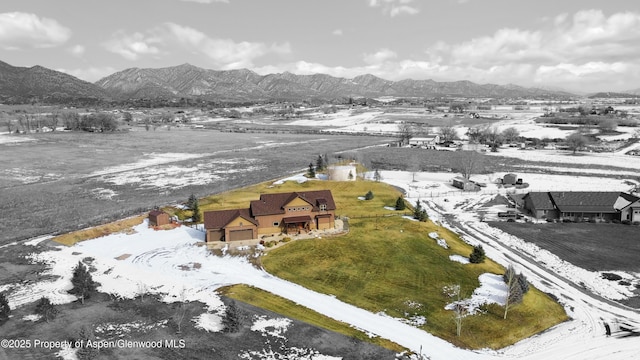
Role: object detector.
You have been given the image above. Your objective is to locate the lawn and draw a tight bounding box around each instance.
[218,284,406,353]
[489,221,640,272]
[212,178,568,350]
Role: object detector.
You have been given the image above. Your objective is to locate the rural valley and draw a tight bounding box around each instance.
[1,94,640,359]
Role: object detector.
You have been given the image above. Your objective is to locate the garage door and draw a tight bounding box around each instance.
[228,229,253,241]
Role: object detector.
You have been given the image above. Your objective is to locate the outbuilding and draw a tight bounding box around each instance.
[149,210,171,226]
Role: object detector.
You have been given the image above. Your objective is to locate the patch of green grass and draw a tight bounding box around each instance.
[218,284,406,353]
[252,179,567,350]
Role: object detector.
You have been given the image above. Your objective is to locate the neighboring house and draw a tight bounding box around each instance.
[149,210,171,226]
[522,192,559,219]
[409,135,441,148]
[204,190,336,242]
[451,176,480,191]
[522,191,640,222]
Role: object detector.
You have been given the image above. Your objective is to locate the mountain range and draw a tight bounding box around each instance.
[0,60,604,104]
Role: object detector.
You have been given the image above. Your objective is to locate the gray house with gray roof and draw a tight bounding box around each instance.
[522,191,640,222]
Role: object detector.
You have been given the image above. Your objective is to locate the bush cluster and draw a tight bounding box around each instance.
[469,245,485,263]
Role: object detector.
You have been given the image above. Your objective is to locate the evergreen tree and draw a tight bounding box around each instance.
[364,190,374,200]
[307,163,316,178]
[35,297,57,322]
[373,169,382,182]
[187,193,197,210]
[413,200,428,222]
[191,198,201,223]
[316,155,325,172]
[222,300,243,333]
[76,325,99,360]
[395,197,406,211]
[469,245,486,263]
[69,262,96,304]
[0,292,10,323]
[348,170,353,180]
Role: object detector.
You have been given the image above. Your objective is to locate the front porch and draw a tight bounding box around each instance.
[282,215,312,235]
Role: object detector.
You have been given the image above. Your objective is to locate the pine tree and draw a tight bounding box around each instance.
[469,245,486,263]
[76,325,99,360]
[35,297,57,322]
[316,155,325,172]
[373,169,382,182]
[0,292,10,323]
[307,163,316,178]
[413,200,428,222]
[395,197,406,211]
[222,300,242,333]
[69,262,96,304]
[191,198,201,223]
[187,193,197,210]
[364,190,374,200]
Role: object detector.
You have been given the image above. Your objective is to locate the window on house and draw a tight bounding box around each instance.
[273,222,279,226]
[320,204,327,211]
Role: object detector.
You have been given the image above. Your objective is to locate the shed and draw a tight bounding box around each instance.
[451,176,480,191]
[149,210,171,226]
[503,173,518,185]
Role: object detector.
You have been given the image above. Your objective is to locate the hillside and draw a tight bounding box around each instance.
[0,60,107,103]
[95,63,575,101]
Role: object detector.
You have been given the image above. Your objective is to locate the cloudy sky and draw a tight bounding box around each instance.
[1,0,639,93]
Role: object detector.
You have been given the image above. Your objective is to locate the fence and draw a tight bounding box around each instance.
[402,187,532,199]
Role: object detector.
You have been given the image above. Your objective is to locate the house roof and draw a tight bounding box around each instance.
[203,208,258,229]
[149,210,167,217]
[524,192,555,210]
[250,190,336,216]
[549,191,622,213]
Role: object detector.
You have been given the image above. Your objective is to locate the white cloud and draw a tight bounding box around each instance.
[363,48,397,65]
[69,44,85,57]
[103,31,162,60]
[58,66,117,82]
[163,22,290,68]
[0,12,71,50]
[368,0,419,17]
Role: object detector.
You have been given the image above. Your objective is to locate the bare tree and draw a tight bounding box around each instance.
[61,111,81,130]
[453,150,484,180]
[503,265,525,319]
[566,132,589,154]
[173,287,187,334]
[501,127,520,144]
[443,284,467,337]
[439,124,458,142]
[48,111,60,131]
[397,122,414,146]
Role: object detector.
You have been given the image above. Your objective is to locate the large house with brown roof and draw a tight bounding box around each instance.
[203,190,336,242]
[522,191,640,222]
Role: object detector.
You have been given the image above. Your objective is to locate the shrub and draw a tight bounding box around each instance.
[35,297,58,322]
[621,220,631,225]
[602,272,623,281]
[469,245,486,263]
[0,292,10,323]
[264,240,277,248]
[364,191,374,200]
[280,237,292,243]
[633,221,640,226]
[612,219,621,224]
